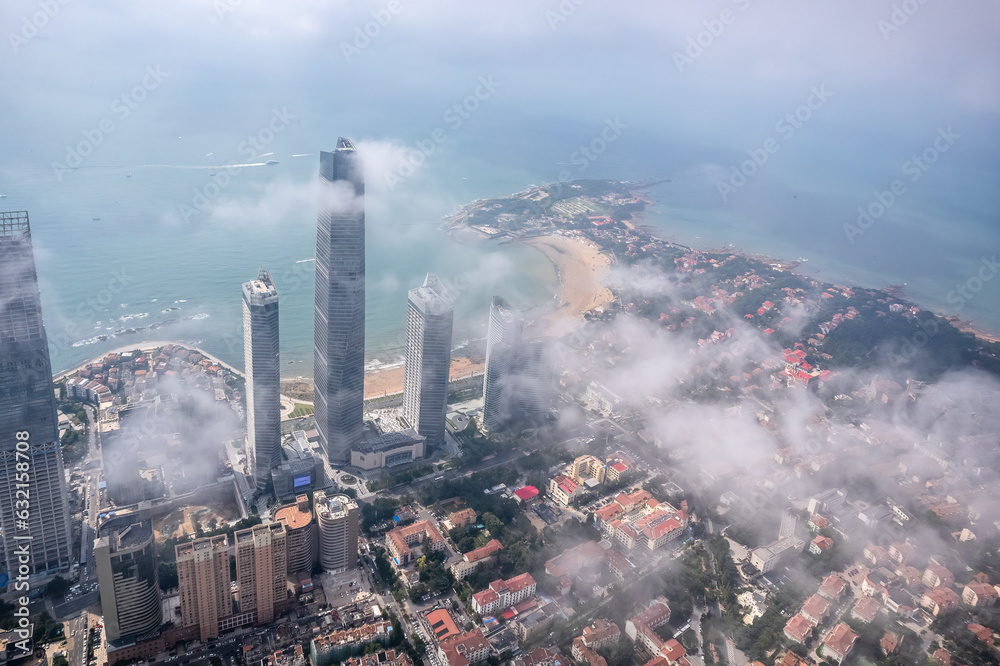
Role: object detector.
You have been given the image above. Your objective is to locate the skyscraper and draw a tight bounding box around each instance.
[94,520,162,643]
[234,522,287,625]
[314,138,365,465]
[481,296,524,434]
[242,268,281,487]
[402,274,454,450]
[0,211,72,576]
[176,535,231,641]
[314,490,359,572]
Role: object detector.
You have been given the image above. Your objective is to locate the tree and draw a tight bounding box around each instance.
[44,576,71,598]
[53,656,69,666]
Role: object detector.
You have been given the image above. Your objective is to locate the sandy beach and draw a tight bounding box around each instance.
[519,233,614,337]
[363,356,484,400]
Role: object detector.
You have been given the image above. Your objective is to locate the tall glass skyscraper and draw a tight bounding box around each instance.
[243,267,280,488]
[482,296,524,434]
[402,274,454,450]
[0,211,72,576]
[314,139,365,465]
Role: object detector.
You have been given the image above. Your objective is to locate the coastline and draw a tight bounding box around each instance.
[516,233,614,337]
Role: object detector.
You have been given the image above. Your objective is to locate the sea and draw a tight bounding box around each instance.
[3,119,999,379]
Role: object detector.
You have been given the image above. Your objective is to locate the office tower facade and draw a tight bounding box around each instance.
[402,274,454,450]
[176,535,231,641]
[0,211,72,576]
[481,296,524,433]
[242,267,281,488]
[274,494,316,576]
[314,138,366,465]
[234,522,287,625]
[314,490,359,572]
[94,520,162,643]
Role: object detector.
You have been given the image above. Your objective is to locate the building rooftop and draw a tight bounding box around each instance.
[274,494,313,530]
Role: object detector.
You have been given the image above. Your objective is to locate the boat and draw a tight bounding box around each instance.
[92,217,100,221]
[265,160,279,165]
[126,172,132,178]
[0,194,6,198]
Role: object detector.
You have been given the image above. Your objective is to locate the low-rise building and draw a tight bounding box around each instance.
[800,594,831,625]
[821,623,859,665]
[922,587,960,616]
[851,597,881,623]
[783,614,813,645]
[962,582,998,607]
[438,629,491,666]
[549,475,582,506]
[626,599,671,656]
[471,573,536,616]
[818,574,848,601]
[922,565,954,590]
[310,621,394,666]
[385,520,446,566]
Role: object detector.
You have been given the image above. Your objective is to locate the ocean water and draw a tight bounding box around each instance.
[4,118,998,379]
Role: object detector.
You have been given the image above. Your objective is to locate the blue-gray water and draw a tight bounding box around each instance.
[1,1,998,377]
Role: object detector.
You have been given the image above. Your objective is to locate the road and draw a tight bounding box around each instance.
[66,614,87,666]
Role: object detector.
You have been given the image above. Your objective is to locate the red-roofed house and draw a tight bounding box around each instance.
[968,623,993,643]
[818,574,848,601]
[801,595,831,625]
[783,614,813,645]
[962,582,998,607]
[921,587,960,616]
[821,623,859,665]
[851,597,881,623]
[923,565,954,589]
[809,536,833,555]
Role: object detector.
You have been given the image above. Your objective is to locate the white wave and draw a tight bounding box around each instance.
[190,313,210,321]
[295,258,316,263]
[289,153,313,157]
[175,299,187,303]
[151,298,158,302]
[119,313,149,322]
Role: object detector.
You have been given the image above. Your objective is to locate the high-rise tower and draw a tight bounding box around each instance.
[94,520,162,643]
[242,267,280,487]
[0,211,72,576]
[402,274,454,450]
[314,490,359,572]
[314,138,365,465]
[176,535,231,641]
[481,296,524,434]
